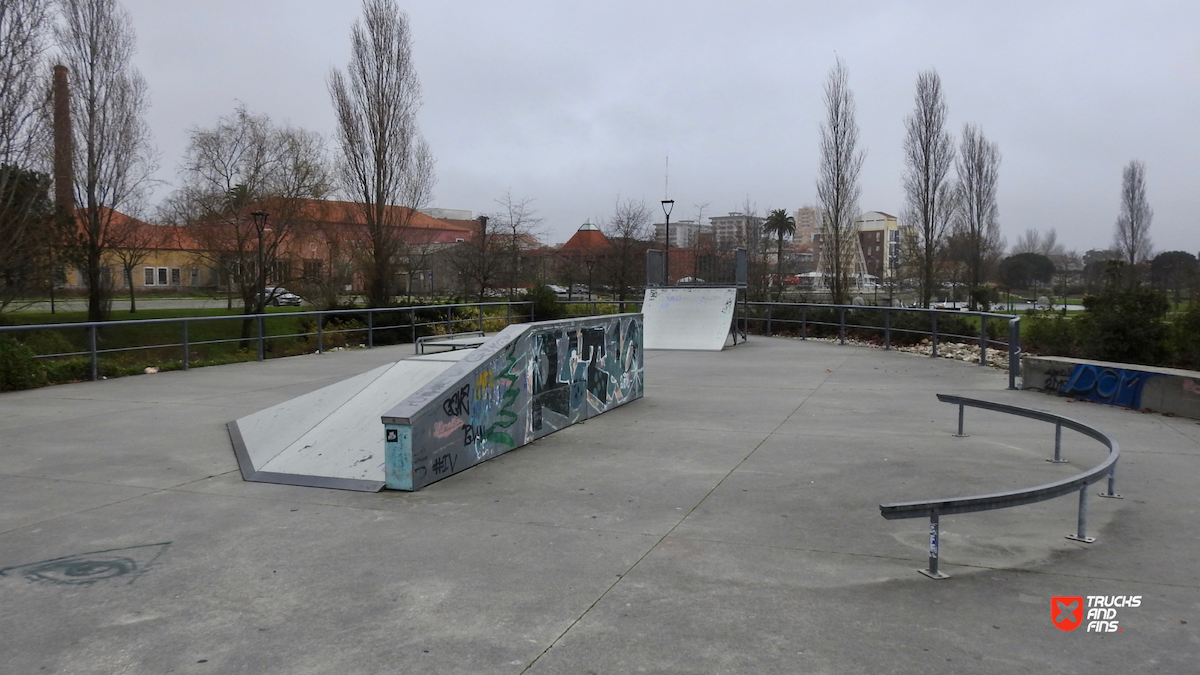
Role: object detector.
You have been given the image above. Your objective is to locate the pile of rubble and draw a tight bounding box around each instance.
[801,335,1013,371]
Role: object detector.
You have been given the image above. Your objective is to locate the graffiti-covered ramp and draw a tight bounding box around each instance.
[229,314,645,492]
[228,351,471,491]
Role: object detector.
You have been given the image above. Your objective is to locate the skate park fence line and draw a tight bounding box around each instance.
[880,394,1121,579]
[0,300,534,381]
[740,302,1022,390]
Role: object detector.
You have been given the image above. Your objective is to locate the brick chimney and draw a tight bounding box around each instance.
[52,64,73,213]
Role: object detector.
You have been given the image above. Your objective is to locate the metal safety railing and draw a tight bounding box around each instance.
[0,300,533,382]
[880,394,1122,579]
[746,302,1021,390]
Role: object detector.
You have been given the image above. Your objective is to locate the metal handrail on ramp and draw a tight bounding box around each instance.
[880,394,1122,578]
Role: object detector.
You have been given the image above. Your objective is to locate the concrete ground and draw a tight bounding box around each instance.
[1,337,1196,674]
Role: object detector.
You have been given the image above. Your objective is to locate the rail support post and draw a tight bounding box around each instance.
[1008,318,1020,390]
[182,321,190,371]
[931,313,938,358]
[88,324,98,381]
[1066,486,1096,543]
[317,314,324,354]
[1099,463,1123,499]
[801,306,807,340]
[919,511,950,579]
[1048,423,1068,463]
[839,308,846,345]
[257,315,265,361]
[954,404,969,437]
[979,314,987,366]
[367,310,374,348]
[884,309,891,350]
[766,305,772,336]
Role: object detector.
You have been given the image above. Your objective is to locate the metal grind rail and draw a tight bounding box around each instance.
[880,394,1122,579]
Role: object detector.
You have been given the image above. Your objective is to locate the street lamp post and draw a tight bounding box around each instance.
[661,199,674,285]
[251,211,269,313]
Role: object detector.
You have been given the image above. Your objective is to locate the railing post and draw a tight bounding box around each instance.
[931,313,938,358]
[920,511,949,579]
[182,320,190,371]
[954,404,968,437]
[1049,423,1068,463]
[88,324,98,381]
[1008,317,1021,390]
[884,309,891,350]
[446,306,452,333]
[979,314,987,366]
[1066,486,1096,543]
[257,315,265,361]
[801,306,807,340]
[410,308,416,344]
[766,305,772,336]
[478,302,484,332]
[367,309,374,348]
[1099,463,1123,499]
[317,313,324,354]
[839,307,846,345]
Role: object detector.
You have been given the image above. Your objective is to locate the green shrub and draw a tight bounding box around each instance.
[0,336,47,390]
[1076,285,1170,366]
[1024,310,1078,356]
[523,285,562,322]
[20,330,77,356]
[1171,301,1200,369]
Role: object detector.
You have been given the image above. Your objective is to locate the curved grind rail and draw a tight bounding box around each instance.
[880,394,1122,579]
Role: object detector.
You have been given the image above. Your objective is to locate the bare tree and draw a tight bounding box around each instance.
[106,209,164,312]
[1114,159,1153,267]
[600,197,651,302]
[0,0,51,166]
[56,0,157,321]
[816,58,866,305]
[451,215,504,302]
[162,105,328,315]
[901,70,955,308]
[1012,227,1066,258]
[490,190,544,298]
[328,0,435,307]
[953,123,1003,309]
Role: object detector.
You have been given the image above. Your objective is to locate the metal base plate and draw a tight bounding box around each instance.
[1047,458,1070,463]
[1098,493,1123,499]
[919,569,950,580]
[1065,534,1096,543]
[953,434,970,438]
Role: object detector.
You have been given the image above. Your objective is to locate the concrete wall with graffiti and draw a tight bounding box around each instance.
[381,314,644,490]
[1022,355,1200,420]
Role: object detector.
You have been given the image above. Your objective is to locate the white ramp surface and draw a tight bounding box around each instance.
[642,287,737,351]
[228,352,470,491]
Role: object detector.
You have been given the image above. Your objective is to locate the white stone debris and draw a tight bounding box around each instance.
[799,336,1013,371]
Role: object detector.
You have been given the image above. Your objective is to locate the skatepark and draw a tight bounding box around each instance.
[1,295,1198,673]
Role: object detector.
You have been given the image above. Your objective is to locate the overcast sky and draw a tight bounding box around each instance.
[119,0,1198,254]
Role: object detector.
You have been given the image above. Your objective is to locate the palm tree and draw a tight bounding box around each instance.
[762,209,796,300]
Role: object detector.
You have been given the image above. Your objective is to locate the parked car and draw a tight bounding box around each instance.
[262,286,302,306]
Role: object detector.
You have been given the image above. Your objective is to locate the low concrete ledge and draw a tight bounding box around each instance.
[1021,355,1200,419]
